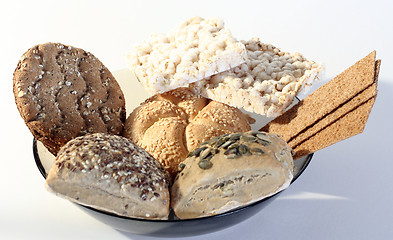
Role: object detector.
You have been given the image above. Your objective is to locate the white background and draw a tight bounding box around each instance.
[1,0,393,239]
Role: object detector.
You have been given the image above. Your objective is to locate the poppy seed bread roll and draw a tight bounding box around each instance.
[45,133,170,220]
[123,88,251,179]
[171,131,294,219]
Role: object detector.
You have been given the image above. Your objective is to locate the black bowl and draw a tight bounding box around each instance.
[33,138,313,237]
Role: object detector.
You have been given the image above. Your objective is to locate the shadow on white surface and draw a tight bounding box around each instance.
[114,79,393,240]
[279,191,349,200]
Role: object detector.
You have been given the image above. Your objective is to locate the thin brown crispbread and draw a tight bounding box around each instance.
[293,96,376,159]
[289,82,377,148]
[289,59,380,149]
[261,51,380,159]
[261,51,377,142]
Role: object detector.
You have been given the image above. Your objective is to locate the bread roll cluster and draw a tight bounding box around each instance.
[123,87,251,179]
[16,15,354,221]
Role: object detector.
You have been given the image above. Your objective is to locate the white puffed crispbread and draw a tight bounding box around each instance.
[127,16,247,95]
[191,38,324,118]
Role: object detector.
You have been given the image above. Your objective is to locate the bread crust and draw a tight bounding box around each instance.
[45,133,170,220]
[171,131,294,219]
[123,88,251,179]
[13,43,126,155]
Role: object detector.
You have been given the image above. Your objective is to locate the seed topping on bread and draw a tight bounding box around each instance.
[13,42,126,155]
[184,131,291,171]
[55,133,169,201]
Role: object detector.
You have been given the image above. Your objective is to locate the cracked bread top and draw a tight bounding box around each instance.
[13,42,126,155]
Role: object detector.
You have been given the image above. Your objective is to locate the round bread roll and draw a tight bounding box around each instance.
[123,88,251,179]
[13,42,126,155]
[45,133,170,220]
[171,131,294,219]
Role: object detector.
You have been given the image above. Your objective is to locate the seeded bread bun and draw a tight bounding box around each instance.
[123,88,251,179]
[45,133,170,220]
[171,131,294,219]
[13,42,126,155]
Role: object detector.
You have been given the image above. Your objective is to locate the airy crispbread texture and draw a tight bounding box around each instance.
[191,38,323,117]
[127,16,247,95]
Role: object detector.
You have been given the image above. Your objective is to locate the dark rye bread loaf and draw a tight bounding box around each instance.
[45,133,171,220]
[13,43,126,155]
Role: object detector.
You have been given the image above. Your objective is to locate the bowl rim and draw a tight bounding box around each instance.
[33,138,313,223]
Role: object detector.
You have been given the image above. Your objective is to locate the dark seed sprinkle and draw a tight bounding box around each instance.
[201,152,213,161]
[178,163,186,172]
[256,133,271,143]
[227,143,240,150]
[214,137,227,148]
[220,140,233,149]
[238,144,249,155]
[224,148,238,155]
[190,146,208,157]
[250,147,264,155]
[229,133,241,141]
[291,149,296,156]
[54,133,169,202]
[208,136,220,145]
[249,130,261,136]
[241,135,257,142]
[198,160,213,169]
[257,139,270,146]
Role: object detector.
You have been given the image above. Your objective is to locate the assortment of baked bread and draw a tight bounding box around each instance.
[13,16,380,220]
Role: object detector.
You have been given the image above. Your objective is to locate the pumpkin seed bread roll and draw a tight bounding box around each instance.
[45,133,171,220]
[171,131,294,219]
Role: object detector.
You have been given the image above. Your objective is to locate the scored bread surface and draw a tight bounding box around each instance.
[123,88,251,179]
[13,43,126,155]
[45,133,170,220]
[171,131,294,219]
[127,16,247,95]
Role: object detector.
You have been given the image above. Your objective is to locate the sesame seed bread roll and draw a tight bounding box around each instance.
[171,131,294,219]
[45,133,170,220]
[123,88,251,179]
